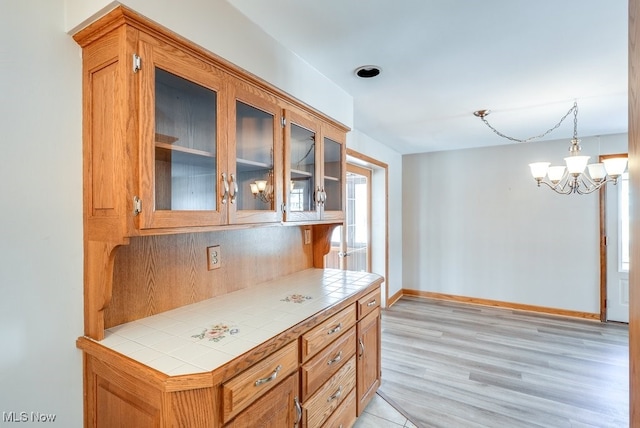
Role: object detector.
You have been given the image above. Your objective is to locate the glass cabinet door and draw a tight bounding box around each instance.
[284,109,320,221]
[231,86,282,224]
[138,39,226,229]
[322,136,343,212]
[320,124,346,220]
[154,69,217,211]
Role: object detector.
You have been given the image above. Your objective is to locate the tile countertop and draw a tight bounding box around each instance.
[94,268,383,377]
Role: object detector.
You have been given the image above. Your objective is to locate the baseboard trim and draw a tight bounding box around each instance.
[401,289,601,321]
[387,289,403,307]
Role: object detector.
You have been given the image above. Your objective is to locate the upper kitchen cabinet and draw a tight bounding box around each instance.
[74,6,347,243]
[227,77,283,225]
[284,108,321,222]
[284,109,346,223]
[138,34,228,230]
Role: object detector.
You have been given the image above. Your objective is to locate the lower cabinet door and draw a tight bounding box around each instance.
[356,308,381,416]
[225,372,300,428]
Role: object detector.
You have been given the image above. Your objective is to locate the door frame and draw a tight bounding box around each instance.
[599,152,628,322]
[343,163,372,271]
[346,148,389,307]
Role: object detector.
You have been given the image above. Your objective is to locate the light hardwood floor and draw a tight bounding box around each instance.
[378,297,629,428]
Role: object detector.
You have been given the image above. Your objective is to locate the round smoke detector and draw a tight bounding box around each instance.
[355,65,381,78]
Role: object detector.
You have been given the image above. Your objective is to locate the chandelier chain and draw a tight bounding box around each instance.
[479,102,578,143]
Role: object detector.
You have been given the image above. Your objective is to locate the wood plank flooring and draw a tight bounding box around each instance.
[378,297,629,428]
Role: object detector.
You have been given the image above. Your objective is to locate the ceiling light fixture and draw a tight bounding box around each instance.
[474,102,627,195]
[355,65,381,78]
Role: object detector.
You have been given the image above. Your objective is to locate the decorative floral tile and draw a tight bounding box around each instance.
[281,294,313,304]
[191,322,239,342]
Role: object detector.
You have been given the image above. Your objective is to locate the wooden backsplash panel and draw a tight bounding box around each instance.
[106,226,313,328]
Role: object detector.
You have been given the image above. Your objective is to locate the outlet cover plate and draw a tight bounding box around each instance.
[207,245,221,270]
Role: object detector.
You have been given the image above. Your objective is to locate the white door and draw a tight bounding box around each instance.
[606,172,629,322]
[344,165,371,272]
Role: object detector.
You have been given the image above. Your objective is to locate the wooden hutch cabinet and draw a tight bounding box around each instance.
[73,5,380,428]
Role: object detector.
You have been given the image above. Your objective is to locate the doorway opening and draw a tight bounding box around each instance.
[325,149,389,307]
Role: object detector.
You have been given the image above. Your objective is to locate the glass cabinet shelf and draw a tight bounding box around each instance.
[291,168,313,177]
[155,141,215,160]
[237,158,271,172]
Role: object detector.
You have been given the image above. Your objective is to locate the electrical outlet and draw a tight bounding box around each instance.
[304,229,312,245]
[207,245,221,270]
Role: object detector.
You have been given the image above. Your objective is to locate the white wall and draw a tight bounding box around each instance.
[0,0,83,424]
[403,133,627,314]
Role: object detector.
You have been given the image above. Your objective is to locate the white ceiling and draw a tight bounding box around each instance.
[225,0,628,155]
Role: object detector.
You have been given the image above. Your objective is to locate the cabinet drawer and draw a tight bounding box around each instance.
[300,326,355,401]
[322,387,356,428]
[357,288,380,319]
[224,372,298,428]
[301,305,356,362]
[302,355,356,428]
[222,341,298,423]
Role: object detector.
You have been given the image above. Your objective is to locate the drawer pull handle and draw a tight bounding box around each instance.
[327,322,342,335]
[367,299,377,307]
[254,364,282,387]
[327,386,342,402]
[327,351,343,366]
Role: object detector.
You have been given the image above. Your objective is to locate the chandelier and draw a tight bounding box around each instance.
[474,102,627,195]
[250,170,274,203]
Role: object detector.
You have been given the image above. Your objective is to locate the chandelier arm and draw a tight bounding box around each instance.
[579,173,600,189]
[479,102,577,143]
[537,179,573,194]
[575,177,595,195]
[576,174,614,194]
[575,182,599,195]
